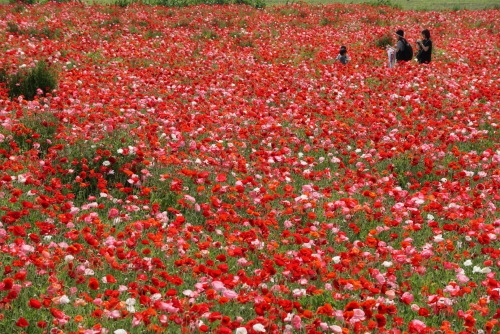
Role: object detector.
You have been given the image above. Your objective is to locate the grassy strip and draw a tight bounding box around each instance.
[269,0,500,10]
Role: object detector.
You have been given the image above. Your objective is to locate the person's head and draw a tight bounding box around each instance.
[340,48,347,56]
[395,29,404,39]
[421,29,430,40]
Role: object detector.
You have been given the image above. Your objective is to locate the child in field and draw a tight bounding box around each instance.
[387,46,396,68]
[336,46,349,65]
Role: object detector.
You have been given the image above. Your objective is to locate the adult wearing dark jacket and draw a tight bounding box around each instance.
[416,29,432,64]
[394,29,408,62]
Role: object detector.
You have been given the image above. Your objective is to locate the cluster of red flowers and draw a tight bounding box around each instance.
[0,2,498,333]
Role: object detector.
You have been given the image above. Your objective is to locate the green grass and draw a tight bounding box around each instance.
[1,0,499,9]
[272,0,500,10]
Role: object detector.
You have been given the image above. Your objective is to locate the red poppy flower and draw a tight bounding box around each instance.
[29,299,42,309]
[16,317,29,327]
[88,277,99,290]
[50,308,65,319]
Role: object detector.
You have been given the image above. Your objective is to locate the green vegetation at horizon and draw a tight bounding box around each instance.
[272,0,500,10]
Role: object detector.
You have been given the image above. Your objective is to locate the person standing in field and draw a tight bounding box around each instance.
[336,46,350,65]
[416,29,432,64]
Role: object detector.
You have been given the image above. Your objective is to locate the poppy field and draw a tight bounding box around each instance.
[0,2,499,333]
